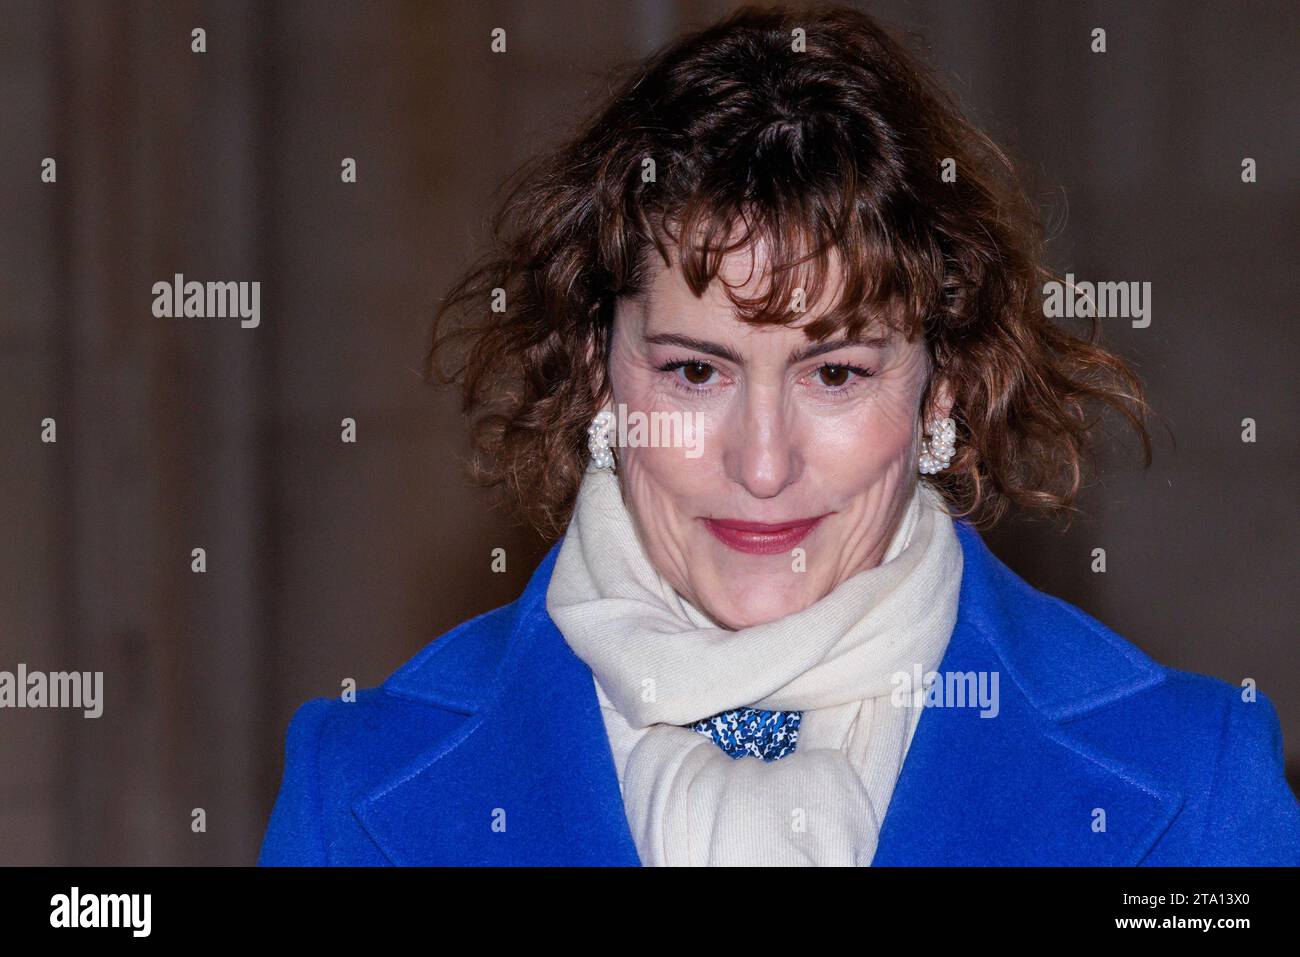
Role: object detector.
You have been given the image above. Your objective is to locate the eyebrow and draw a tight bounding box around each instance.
[643,332,891,366]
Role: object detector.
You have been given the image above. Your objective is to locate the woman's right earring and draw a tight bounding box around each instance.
[918,416,957,475]
[587,409,616,472]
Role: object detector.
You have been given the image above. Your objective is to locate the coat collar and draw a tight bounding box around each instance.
[354,518,1183,865]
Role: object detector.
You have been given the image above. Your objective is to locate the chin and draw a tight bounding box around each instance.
[698,574,816,630]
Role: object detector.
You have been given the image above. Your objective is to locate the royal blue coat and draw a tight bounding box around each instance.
[258,518,1300,865]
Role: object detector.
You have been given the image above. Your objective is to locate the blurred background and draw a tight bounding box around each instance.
[1,0,1296,864]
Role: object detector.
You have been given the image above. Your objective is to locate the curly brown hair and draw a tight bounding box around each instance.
[426,3,1153,543]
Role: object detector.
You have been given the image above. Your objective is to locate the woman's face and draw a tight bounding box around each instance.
[606,243,952,630]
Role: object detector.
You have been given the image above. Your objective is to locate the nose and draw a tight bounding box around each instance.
[722,384,803,499]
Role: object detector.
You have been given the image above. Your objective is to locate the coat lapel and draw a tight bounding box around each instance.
[355,519,1183,866]
[871,521,1184,865]
[353,546,641,865]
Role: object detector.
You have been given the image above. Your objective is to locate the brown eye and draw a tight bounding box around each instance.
[818,364,850,387]
[681,361,714,385]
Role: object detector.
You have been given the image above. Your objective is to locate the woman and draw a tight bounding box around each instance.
[258,5,1300,866]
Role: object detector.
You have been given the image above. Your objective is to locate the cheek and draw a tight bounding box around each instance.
[800,397,919,491]
[612,366,716,487]
[617,446,704,583]
[619,440,709,511]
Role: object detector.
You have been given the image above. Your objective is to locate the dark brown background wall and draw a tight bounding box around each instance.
[1,0,1295,864]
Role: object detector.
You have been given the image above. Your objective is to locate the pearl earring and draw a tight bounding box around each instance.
[587,409,616,472]
[918,416,957,475]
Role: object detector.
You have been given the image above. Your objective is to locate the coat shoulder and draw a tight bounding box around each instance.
[956,523,1170,722]
[258,591,535,865]
[960,525,1299,861]
[329,595,529,779]
[1023,598,1300,864]
[985,547,1284,778]
[1005,566,1281,760]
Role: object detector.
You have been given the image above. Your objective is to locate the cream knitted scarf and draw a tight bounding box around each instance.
[545,466,963,866]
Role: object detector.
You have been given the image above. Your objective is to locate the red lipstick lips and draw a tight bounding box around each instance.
[702,515,828,555]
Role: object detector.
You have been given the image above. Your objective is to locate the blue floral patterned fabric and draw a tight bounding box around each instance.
[688,707,802,762]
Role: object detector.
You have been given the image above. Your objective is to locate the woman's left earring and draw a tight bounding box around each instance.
[587,409,616,472]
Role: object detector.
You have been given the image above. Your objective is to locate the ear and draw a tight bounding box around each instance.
[582,324,612,409]
[587,294,636,409]
[922,371,955,426]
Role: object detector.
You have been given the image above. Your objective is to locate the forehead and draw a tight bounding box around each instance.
[636,239,892,341]
[645,233,843,298]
